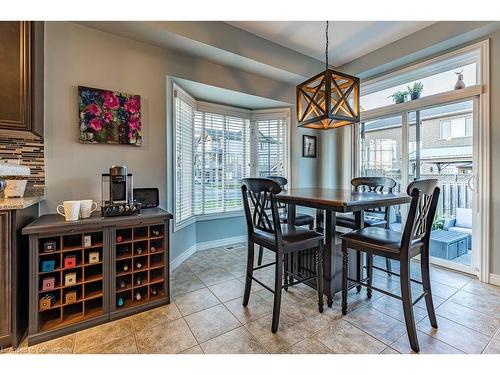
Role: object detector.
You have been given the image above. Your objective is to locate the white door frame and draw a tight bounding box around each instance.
[355,40,490,281]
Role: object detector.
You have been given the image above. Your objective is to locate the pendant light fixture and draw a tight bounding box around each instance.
[297,21,360,129]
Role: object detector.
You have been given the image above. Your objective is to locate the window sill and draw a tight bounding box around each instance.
[173,210,244,232]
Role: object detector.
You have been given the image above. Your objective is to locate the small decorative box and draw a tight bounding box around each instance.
[64,272,77,286]
[39,295,55,311]
[88,251,100,264]
[64,255,77,269]
[84,235,92,248]
[41,260,55,272]
[42,277,56,291]
[65,290,77,304]
[43,241,57,253]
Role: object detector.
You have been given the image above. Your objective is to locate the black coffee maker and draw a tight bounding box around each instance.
[101,165,140,216]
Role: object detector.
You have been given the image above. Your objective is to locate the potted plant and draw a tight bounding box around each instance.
[389,90,408,104]
[407,82,424,100]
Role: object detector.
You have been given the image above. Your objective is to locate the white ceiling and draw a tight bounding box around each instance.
[226,21,436,67]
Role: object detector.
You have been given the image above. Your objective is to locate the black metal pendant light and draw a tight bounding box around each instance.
[297,21,360,129]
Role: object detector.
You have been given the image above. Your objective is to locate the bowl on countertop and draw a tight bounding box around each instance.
[0,162,30,198]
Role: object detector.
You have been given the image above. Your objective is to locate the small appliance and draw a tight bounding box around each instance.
[133,188,159,209]
[101,165,141,217]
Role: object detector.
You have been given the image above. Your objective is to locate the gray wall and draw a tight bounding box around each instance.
[334,21,500,275]
[43,22,320,262]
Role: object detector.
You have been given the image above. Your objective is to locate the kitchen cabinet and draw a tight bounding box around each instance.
[0,205,39,350]
[0,21,44,136]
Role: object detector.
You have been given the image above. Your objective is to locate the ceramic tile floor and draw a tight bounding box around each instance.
[3,243,500,354]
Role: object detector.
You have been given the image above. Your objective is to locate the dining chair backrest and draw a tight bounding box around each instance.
[351,177,397,221]
[241,178,282,240]
[267,176,287,209]
[401,179,440,248]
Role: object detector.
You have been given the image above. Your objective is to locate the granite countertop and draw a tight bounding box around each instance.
[0,196,45,210]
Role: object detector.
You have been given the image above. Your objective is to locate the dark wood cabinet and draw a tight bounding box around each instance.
[0,21,44,136]
[22,209,172,345]
[0,205,39,350]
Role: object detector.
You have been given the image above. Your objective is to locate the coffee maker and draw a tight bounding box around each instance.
[101,165,141,217]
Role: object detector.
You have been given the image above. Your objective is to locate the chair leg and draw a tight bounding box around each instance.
[421,244,438,328]
[271,252,283,333]
[386,258,392,277]
[367,254,373,299]
[341,241,349,315]
[400,259,420,353]
[243,241,255,307]
[309,221,314,230]
[257,246,264,266]
[356,250,362,292]
[283,254,289,291]
[316,241,324,313]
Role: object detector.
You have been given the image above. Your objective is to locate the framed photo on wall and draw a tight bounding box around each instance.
[302,135,317,158]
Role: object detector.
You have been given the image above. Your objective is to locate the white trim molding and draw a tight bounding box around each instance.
[170,235,247,271]
[489,273,500,287]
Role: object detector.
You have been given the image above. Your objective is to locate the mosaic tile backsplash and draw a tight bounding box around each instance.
[0,129,45,197]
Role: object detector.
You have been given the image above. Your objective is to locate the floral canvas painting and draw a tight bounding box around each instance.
[78,86,142,146]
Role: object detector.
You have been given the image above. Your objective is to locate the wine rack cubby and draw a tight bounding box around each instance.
[23,209,171,345]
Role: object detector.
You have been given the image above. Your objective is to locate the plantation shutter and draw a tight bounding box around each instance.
[174,87,195,225]
[253,117,287,178]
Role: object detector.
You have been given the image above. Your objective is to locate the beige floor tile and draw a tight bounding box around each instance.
[179,345,204,354]
[184,304,241,343]
[223,294,273,325]
[135,317,197,354]
[18,335,74,354]
[195,267,236,286]
[282,338,332,354]
[370,295,428,324]
[171,273,206,296]
[76,335,137,354]
[449,290,500,318]
[391,331,463,354]
[244,313,310,353]
[201,326,268,354]
[344,306,407,345]
[429,268,472,289]
[417,316,490,353]
[208,279,246,302]
[129,303,182,332]
[482,338,500,354]
[74,319,134,353]
[436,300,500,337]
[173,288,221,316]
[461,279,500,299]
[381,347,400,354]
[315,319,387,354]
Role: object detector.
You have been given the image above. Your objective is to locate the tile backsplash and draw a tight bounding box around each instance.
[0,129,45,197]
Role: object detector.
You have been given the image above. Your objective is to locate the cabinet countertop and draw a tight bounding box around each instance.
[22,207,173,235]
[0,196,44,211]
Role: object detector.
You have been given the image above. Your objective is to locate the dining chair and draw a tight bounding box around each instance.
[256,176,315,266]
[336,177,397,278]
[340,179,440,353]
[241,178,324,333]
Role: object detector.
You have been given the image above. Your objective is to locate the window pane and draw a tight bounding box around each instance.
[257,119,286,178]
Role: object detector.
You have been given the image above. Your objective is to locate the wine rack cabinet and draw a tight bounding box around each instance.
[23,208,172,345]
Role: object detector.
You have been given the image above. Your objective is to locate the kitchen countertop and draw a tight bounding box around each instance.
[0,196,44,210]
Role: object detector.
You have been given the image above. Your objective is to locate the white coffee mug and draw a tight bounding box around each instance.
[80,200,98,219]
[57,201,81,221]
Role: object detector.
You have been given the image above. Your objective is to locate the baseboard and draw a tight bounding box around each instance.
[170,243,197,271]
[489,273,500,286]
[170,235,247,271]
[196,235,247,251]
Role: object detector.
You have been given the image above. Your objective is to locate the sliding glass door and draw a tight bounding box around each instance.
[357,98,479,274]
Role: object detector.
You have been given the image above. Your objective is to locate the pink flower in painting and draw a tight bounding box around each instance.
[124,97,140,114]
[101,91,120,110]
[128,115,141,132]
[85,103,101,116]
[89,118,103,132]
[104,111,113,123]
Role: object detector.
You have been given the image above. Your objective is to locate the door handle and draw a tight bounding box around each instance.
[467,175,476,192]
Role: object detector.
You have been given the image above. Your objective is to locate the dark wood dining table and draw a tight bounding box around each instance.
[276,188,411,307]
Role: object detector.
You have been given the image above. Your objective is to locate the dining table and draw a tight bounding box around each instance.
[276,187,412,307]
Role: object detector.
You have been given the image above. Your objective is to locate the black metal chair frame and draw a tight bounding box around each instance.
[341,179,440,353]
[241,178,324,333]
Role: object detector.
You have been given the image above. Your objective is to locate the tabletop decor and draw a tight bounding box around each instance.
[78,86,142,146]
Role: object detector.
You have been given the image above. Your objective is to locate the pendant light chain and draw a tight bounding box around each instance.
[325,21,329,70]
